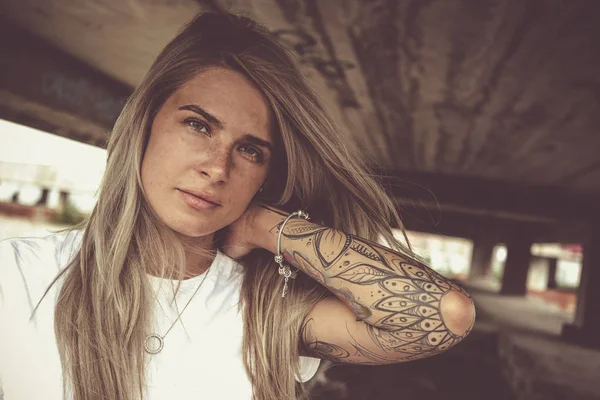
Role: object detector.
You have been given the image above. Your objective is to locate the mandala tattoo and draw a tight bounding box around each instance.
[285,250,326,285]
[329,286,372,320]
[283,219,473,363]
[350,242,384,262]
[314,229,352,267]
[285,219,329,238]
[301,318,351,361]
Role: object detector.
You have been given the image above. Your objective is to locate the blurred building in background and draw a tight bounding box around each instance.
[0,120,104,239]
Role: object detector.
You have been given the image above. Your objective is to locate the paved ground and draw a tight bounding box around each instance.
[306,279,600,400]
[468,280,600,400]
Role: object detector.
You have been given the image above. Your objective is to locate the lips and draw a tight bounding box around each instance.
[177,189,221,206]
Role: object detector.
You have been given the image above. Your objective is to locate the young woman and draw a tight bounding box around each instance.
[0,12,475,400]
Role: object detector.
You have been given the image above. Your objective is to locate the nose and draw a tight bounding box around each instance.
[198,144,231,184]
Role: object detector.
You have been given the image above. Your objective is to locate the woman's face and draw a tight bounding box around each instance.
[141,68,274,237]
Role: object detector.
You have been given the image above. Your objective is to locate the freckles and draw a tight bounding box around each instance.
[213,151,228,165]
[149,129,188,173]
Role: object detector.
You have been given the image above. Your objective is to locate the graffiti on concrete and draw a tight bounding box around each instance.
[41,71,126,124]
[274,28,359,108]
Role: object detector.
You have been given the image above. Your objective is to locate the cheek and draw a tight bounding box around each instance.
[227,168,266,202]
[142,130,181,188]
[141,147,164,192]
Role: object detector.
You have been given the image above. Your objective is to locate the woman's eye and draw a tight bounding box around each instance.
[239,145,264,162]
[184,118,210,137]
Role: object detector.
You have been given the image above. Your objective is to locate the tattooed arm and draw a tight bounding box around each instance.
[251,205,476,364]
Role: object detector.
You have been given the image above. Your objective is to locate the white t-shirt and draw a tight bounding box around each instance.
[0,230,320,399]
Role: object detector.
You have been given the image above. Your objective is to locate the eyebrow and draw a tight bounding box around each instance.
[178,103,274,151]
[242,134,273,152]
[178,104,224,130]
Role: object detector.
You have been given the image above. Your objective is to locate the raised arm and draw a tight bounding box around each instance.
[251,205,476,364]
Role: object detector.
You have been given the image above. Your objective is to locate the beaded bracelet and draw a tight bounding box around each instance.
[274,210,310,297]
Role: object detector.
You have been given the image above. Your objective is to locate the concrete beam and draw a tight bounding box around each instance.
[399,204,552,243]
[378,168,599,225]
[0,16,131,147]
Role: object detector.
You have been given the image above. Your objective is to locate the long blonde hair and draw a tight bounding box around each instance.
[50,12,411,400]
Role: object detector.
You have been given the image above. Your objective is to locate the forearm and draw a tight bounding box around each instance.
[253,206,475,340]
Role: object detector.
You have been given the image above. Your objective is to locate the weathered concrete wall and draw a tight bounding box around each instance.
[2,0,599,195]
[0,17,131,147]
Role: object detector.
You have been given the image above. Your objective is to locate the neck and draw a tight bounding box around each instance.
[181,232,216,279]
[146,232,217,280]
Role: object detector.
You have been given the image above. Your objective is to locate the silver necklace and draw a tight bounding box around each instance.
[144,265,211,354]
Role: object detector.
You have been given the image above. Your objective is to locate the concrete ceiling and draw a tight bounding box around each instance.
[1,0,599,201]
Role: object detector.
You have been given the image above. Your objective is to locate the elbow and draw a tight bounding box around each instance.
[440,290,476,338]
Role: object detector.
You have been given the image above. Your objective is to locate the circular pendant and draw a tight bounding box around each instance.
[144,333,164,354]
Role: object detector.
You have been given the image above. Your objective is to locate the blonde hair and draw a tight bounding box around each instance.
[48,12,411,400]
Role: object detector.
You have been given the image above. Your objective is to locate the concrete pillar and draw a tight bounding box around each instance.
[36,188,50,206]
[562,222,600,348]
[469,238,495,279]
[59,190,69,209]
[546,257,558,290]
[500,234,533,296]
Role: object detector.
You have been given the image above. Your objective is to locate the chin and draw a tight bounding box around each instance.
[161,210,224,238]
[168,222,215,238]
